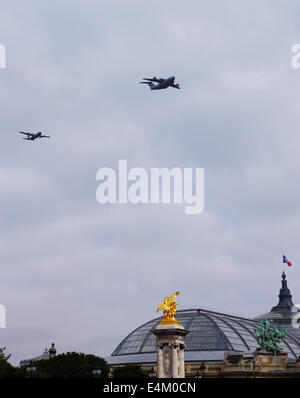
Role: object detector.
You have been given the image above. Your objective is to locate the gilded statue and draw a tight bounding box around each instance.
[156,291,181,325]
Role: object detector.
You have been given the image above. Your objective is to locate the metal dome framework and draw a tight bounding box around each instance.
[111,308,300,360]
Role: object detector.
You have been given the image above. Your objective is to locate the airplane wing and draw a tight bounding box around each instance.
[41,135,50,138]
[142,77,164,83]
[19,131,32,136]
[171,83,180,89]
[19,131,34,137]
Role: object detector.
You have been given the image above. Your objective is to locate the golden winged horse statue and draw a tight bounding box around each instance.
[156,291,181,325]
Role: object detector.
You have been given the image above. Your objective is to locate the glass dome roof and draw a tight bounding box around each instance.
[112,308,300,360]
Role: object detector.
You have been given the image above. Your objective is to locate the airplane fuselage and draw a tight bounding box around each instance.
[32,132,42,140]
[151,76,175,90]
[24,132,42,140]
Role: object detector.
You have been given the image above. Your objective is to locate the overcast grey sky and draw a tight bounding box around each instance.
[1,0,300,365]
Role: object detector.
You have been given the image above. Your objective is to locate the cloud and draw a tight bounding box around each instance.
[1,0,300,364]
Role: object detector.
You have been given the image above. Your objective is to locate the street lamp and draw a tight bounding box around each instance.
[149,367,157,378]
[194,370,201,378]
[92,368,102,378]
[195,361,206,378]
[48,343,56,377]
[48,342,57,359]
[200,361,206,377]
[26,361,36,378]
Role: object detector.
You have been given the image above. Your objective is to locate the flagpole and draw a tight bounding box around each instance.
[283,254,287,274]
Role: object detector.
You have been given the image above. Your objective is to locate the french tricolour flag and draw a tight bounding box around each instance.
[283,255,292,267]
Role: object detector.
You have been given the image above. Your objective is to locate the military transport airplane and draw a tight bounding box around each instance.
[140,76,180,90]
[19,131,51,141]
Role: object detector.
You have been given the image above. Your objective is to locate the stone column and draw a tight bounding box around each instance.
[156,343,164,378]
[171,343,178,378]
[179,343,186,378]
[152,324,189,378]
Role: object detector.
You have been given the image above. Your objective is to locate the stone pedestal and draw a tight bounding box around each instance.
[253,350,288,371]
[152,324,189,378]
